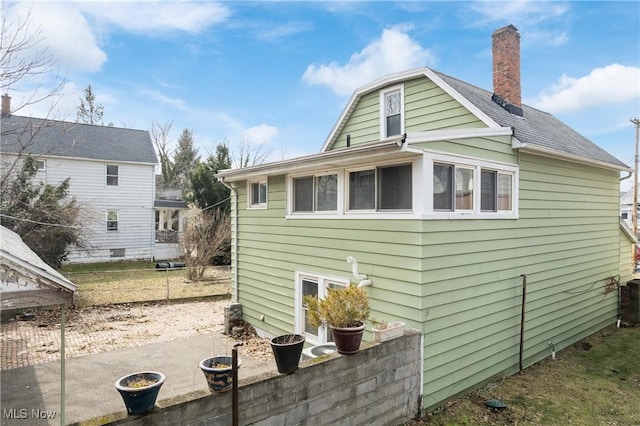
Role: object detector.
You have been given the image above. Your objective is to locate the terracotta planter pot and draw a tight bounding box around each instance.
[330,322,365,354]
[200,355,241,393]
[115,371,165,415]
[270,334,305,374]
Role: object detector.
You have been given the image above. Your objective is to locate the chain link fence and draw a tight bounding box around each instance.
[65,265,231,307]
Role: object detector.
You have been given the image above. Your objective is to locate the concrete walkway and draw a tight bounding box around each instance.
[1,332,275,425]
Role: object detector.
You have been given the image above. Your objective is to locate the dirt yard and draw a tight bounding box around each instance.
[1,299,272,370]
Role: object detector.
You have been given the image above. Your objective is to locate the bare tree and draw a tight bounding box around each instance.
[181,209,231,280]
[230,138,273,168]
[0,1,66,114]
[150,119,175,190]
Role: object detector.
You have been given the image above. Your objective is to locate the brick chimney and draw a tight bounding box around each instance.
[1,94,10,117]
[492,25,523,116]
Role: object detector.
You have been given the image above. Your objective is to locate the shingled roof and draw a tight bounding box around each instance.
[433,70,628,169]
[0,115,157,164]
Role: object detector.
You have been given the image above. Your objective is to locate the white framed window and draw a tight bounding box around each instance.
[379,85,404,139]
[36,160,46,171]
[292,173,338,213]
[428,153,517,218]
[106,164,119,186]
[106,210,118,231]
[295,272,349,345]
[248,180,267,208]
[348,163,412,212]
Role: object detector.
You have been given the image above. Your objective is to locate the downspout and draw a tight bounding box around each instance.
[220,177,239,303]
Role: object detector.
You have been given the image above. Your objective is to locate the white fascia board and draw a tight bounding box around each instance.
[421,68,500,129]
[405,127,513,144]
[218,139,411,183]
[620,219,637,243]
[321,67,501,152]
[321,68,433,153]
[516,144,631,172]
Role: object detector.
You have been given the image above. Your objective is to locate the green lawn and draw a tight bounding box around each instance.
[61,261,230,306]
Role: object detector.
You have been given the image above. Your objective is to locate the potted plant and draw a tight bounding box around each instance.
[199,355,241,393]
[303,284,370,355]
[372,320,405,342]
[114,371,165,415]
[270,333,306,374]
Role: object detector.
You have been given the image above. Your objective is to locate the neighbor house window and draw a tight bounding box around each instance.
[37,160,45,171]
[296,272,348,344]
[106,210,118,231]
[433,158,516,215]
[249,180,267,208]
[293,174,338,213]
[348,163,412,211]
[110,248,125,258]
[380,85,404,139]
[107,164,119,186]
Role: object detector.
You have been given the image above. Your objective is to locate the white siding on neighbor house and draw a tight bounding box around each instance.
[29,155,156,263]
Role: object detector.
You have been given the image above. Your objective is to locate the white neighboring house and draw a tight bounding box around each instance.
[620,188,635,229]
[0,95,158,263]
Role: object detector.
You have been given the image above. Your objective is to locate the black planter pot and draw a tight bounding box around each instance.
[115,371,165,415]
[270,334,305,374]
[200,355,242,393]
[330,322,365,355]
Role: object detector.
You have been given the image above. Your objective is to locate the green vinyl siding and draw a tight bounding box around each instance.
[419,152,621,408]
[330,77,485,150]
[230,88,624,411]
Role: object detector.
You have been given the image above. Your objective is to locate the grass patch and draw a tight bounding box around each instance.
[409,326,640,425]
[60,261,230,307]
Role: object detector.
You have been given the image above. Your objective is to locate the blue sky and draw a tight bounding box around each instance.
[5,1,640,180]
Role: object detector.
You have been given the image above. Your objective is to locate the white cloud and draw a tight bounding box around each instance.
[529,64,640,114]
[243,124,279,145]
[471,0,569,26]
[139,89,189,112]
[302,25,436,96]
[7,3,107,73]
[77,1,230,34]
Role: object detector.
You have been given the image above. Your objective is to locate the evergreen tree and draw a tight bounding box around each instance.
[186,143,230,212]
[0,156,83,268]
[172,128,200,189]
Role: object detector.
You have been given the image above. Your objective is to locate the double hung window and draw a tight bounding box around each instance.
[433,159,514,214]
[249,180,267,208]
[380,85,404,139]
[106,210,118,231]
[106,165,119,186]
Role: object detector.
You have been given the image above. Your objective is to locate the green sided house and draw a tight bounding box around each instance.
[217,25,634,409]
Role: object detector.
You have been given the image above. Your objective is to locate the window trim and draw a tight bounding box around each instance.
[106,164,119,187]
[423,152,518,219]
[36,159,46,171]
[289,171,341,215]
[106,209,119,231]
[248,179,268,209]
[379,84,405,140]
[294,271,350,345]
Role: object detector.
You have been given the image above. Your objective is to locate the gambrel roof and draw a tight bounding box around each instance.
[322,67,628,171]
[1,115,157,165]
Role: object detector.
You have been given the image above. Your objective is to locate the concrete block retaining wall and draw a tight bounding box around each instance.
[95,330,422,425]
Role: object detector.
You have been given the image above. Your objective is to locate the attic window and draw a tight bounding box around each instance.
[380,85,404,139]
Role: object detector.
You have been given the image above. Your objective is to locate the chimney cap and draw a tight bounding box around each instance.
[492,24,519,35]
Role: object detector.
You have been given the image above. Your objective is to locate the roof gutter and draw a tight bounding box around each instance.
[217,138,406,182]
[218,177,239,303]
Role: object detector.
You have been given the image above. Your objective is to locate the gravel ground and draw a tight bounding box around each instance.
[1,300,272,370]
